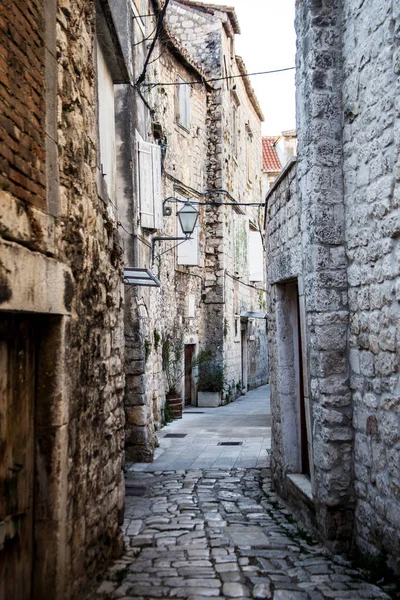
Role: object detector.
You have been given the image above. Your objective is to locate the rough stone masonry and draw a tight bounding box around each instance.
[265,0,400,577]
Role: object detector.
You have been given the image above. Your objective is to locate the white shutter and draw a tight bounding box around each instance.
[248,229,264,282]
[177,220,199,265]
[151,144,162,230]
[138,139,154,228]
[96,40,116,201]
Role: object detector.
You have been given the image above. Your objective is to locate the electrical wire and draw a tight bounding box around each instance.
[133,13,157,18]
[225,270,265,291]
[156,238,187,257]
[132,25,157,46]
[163,172,265,206]
[141,66,296,87]
[135,0,171,87]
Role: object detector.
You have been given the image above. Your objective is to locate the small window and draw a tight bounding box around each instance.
[177,77,190,130]
[137,133,162,230]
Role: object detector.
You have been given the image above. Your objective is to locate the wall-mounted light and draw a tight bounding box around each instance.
[152,199,199,260]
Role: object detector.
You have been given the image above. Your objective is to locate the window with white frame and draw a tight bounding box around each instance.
[137,133,162,230]
[96,38,116,202]
[248,226,264,282]
[177,77,190,130]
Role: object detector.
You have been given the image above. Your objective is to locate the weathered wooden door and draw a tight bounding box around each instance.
[0,315,35,599]
[184,344,195,406]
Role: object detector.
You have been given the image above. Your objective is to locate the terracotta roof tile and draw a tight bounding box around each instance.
[262,137,281,172]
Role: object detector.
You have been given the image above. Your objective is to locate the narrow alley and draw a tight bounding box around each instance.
[91,388,392,600]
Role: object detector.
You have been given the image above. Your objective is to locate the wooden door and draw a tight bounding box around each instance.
[184,345,195,406]
[0,315,35,600]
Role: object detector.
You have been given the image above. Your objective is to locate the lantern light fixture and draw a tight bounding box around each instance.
[152,198,199,260]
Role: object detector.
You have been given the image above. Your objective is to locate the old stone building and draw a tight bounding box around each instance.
[262,131,297,198]
[0,0,127,597]
[265,0,400,575]
[118,0,269,462]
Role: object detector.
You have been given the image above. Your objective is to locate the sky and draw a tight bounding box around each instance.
[209,0,296,136]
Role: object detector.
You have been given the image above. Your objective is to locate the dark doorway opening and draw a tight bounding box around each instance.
[184,344,195,406]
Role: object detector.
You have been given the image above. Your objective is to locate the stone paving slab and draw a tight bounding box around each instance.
[128,386,271,472]
[89,469,391,600]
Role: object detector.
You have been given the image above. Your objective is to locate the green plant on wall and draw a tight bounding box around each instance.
[154,329,161,351]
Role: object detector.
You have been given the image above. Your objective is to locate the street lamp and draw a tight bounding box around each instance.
[152,199,199,260]
[177,201,199,235]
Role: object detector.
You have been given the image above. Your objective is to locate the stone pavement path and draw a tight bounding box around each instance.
[131,386,271,472]
[90,468,390,600]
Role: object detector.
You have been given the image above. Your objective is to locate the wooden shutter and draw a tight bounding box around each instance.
[96,39,116,201]
[138,139,154,228]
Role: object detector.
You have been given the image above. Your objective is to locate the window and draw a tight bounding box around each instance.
[96,38,116,202]
[248,227,264,282]
[177,77,190,130]
[137,133,162,230]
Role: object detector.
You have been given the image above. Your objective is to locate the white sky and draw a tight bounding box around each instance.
[209,0,296,136]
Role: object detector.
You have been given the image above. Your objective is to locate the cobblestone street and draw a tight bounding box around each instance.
[90,389,393,600]
[91,468,391,600]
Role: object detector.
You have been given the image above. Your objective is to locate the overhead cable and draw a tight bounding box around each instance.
[135,0,171,87]
[141,66,296,87]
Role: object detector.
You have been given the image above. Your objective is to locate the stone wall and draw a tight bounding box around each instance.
[167,2,268,394]
[0,1,125,597]
[121,2,210,460]
[265,159,301,491]
[268,0,400,572]
[295,0,354,553]
[341,0,400,572]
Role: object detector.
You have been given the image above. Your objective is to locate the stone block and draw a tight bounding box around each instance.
[197,392,221,408]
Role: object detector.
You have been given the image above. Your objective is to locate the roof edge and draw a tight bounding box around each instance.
[235,56,264,122]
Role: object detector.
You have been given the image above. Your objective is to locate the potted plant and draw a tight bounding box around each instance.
[162,337,184,419]
[197,357,225,408]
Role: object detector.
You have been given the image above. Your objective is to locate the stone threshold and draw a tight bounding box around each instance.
[287,473,313,501]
